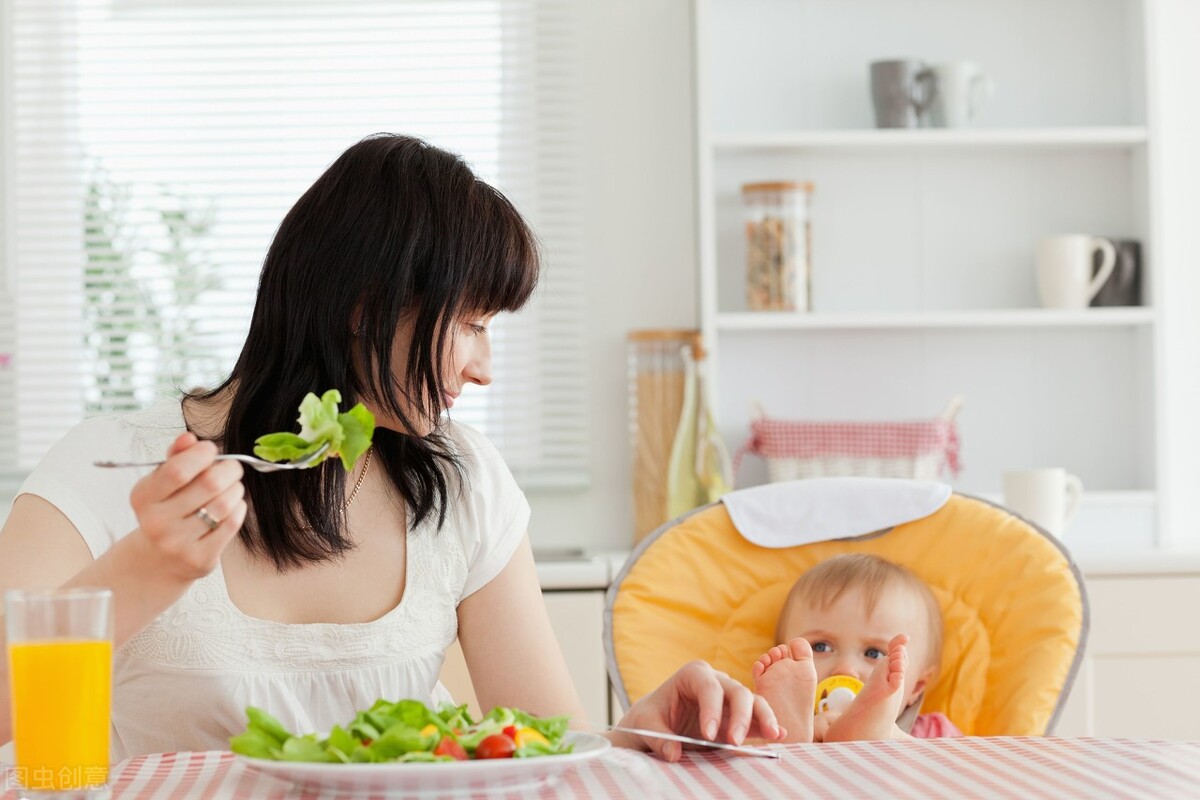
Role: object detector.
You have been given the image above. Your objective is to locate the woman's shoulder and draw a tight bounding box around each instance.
[435,420,531,601]
[22,398,184,504]
[45,399,184,461]
[439,420,515,492]
[17,400,183,559]
[441,419,500,460]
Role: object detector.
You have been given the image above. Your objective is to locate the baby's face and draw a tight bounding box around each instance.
[779,582,931,707]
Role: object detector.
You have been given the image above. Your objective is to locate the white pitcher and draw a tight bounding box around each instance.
[1035,235,1117,309]
[1003,468,1084,538]
[928,62,994,128]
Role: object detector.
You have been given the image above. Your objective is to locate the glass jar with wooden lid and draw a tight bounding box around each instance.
[742,181,813,311]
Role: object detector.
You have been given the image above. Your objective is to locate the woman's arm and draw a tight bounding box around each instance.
[0,433,246,743]
[456,534,588,720]
[456,536,784,761]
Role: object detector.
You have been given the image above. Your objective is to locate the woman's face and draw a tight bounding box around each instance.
[366,311,495,436]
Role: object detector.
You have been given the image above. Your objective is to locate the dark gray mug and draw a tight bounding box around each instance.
[1090,239,1142,307]
[870,59,935,128]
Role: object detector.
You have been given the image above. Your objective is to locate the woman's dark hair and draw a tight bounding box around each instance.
[188,134,539,570]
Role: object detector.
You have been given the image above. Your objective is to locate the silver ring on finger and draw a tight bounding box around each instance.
[194,506,221,532]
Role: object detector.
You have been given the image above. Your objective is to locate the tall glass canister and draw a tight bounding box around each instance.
[742,181,813,311]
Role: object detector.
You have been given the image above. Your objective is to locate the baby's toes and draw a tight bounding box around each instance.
[787,637,813,661]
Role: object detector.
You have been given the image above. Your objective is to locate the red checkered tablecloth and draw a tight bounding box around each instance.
[5,738,1199,799]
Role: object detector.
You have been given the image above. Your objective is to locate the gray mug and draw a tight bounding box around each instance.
[1090,239,1142,307]
[870,59,935,128]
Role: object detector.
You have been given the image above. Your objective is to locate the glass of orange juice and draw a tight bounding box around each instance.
[5,588,113,799]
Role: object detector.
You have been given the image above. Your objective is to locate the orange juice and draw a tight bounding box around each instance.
[8,639,112,790]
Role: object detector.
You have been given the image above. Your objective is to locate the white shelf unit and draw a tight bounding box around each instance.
[694,0,1200,552]
[717,308,1157,331]
[713,127,1150,153]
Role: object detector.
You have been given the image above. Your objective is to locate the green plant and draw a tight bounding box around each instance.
[82,168,222,413]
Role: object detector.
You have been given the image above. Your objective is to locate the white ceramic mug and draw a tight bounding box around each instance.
[1002,468,1084,538]
[928,62,994,128]
[1035,235,1117,309]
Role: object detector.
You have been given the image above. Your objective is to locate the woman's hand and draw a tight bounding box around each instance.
[614,660,786,761]
[128,433,247,582]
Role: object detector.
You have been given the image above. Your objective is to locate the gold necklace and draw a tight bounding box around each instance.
[342,446,373,511]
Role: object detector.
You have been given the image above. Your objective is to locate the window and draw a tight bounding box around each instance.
[1,0,586,490]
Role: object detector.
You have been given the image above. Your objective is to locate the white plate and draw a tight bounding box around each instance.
[236,731,611,797]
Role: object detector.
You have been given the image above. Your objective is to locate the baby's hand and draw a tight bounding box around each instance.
[813,710,841,743]
[128,433,247,582]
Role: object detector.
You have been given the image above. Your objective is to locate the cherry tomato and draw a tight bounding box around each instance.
[434,737,468,761]
[474,733,516,759]
[503,725,518,740]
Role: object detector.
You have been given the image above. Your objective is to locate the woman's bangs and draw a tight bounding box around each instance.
[459,182,540,316]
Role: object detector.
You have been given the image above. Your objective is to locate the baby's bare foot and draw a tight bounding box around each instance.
[751,638,817,743]
[824,634,909,742]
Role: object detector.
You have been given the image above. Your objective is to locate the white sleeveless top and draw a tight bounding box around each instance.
[15,400,530,759]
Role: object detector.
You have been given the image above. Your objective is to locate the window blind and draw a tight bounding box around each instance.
[1,0,587,492]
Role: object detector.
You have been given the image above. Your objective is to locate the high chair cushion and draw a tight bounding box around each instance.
[606,492,1087,736]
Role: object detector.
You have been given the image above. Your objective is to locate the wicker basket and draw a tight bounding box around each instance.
[734,397,963,484]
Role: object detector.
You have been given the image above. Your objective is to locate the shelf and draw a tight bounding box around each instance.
[716,308,1156,331]
[693,0,1200,549]
[710,127,1149,153]
[1073,551,1200,577]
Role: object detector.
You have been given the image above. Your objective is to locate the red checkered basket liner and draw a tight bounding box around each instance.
[734,398,962,484]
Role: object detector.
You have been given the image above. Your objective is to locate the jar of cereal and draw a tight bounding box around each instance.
[741,181,813,311]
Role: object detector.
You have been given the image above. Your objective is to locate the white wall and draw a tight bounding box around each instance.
[1149,0,1200,548]
[525,0,698,553]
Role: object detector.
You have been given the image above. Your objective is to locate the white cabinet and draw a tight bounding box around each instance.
[1055,568,1200,739]
[438,590,612,725]
[694,0,1200,551]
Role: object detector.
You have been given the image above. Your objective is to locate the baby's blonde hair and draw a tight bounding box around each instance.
[776,553,944,675]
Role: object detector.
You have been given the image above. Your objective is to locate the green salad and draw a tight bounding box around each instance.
[230,699,573,764]
[253,389,375,472]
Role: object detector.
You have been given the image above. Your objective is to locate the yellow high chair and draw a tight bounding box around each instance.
[604,481,1089,736]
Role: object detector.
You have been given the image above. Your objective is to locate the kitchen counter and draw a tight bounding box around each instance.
[1073,549,1200,577]
[533,548,626,590]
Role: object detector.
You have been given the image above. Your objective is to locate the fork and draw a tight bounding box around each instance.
[94,442,331,473]
[583,723,781,759]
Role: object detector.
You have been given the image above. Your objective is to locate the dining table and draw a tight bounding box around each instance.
[4,736,1199,799]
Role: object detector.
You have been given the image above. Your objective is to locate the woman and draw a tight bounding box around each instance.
[0,134,782,760]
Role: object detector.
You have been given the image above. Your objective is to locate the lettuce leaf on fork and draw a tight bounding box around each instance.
[252,389,375,471]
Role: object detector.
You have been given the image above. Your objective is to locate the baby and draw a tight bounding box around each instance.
[752,553,962,742]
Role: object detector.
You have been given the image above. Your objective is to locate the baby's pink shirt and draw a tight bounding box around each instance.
[910,712,963,738]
